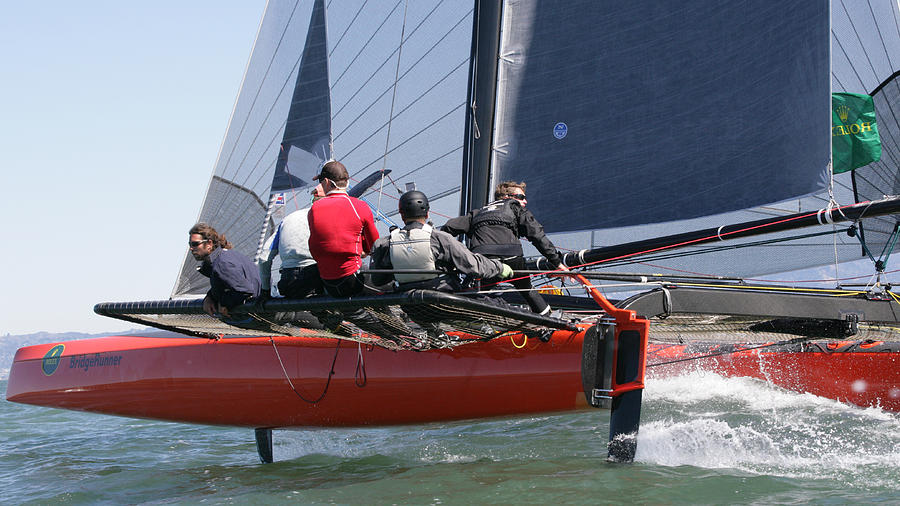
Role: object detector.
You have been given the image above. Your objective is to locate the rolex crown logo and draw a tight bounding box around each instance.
[836,105,851,123]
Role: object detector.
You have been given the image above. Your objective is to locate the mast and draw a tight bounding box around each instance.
[460,0,503,215]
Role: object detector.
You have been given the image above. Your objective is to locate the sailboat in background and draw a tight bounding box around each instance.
[7,0,900,462]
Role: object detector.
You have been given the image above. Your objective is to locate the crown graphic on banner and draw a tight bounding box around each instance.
[836,105,851,123]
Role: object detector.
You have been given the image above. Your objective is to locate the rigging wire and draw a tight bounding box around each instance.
[593,230,848,270]
[623,259,900,285]
[377,0,410,217]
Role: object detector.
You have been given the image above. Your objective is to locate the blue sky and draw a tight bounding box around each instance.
[0,2,266,334]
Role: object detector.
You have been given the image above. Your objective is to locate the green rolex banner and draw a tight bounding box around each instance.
[832,92,881,173]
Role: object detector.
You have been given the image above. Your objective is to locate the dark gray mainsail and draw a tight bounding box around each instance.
[486,0,900,282]
[493,1,830,231]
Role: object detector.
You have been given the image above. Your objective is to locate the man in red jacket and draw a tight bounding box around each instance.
[307,160,379,297]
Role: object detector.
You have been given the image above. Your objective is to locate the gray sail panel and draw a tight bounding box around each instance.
[497,0,899,282]
[173,1,319,298]
[273,0,332,192]
[492,0,830,234]
[173,1,474,298]
[326,1,473,227]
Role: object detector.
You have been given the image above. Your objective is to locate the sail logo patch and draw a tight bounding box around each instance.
[553,122,568,139]
[42,344,65,376]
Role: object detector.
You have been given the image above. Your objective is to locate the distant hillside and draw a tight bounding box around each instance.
[1,329,148,380]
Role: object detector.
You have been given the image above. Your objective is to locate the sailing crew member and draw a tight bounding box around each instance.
[307,160,379,298]
[257,183,327,300]
[369,190,514,291]
[189,223,261,317]
[442,181,567,314]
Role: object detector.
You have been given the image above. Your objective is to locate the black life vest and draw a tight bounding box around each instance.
[469,199,523,257]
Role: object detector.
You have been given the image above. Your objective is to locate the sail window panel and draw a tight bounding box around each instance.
[492,0,830,234]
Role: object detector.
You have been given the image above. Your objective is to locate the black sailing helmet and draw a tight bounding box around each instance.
[398,190,429,218]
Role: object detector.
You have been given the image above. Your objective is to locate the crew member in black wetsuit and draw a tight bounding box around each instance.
[442,181,567,314]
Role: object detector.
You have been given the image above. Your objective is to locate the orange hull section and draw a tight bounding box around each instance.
[647,342,900,412]
[6,331,592,428]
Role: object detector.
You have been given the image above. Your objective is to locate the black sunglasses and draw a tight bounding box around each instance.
[188,240,209,248]
[510,194,526,201]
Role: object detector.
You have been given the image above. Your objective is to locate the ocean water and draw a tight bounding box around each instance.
[3,372,899,504]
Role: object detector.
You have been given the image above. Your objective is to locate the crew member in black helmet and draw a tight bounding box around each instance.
[369,190,514,291]
[442,181,567,314]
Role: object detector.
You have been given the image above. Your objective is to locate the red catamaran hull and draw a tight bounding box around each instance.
[6,332,592,428]
[647,342,900,412]
[8,334,899,426]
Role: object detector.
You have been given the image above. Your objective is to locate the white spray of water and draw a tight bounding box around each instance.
[636,372,900,489]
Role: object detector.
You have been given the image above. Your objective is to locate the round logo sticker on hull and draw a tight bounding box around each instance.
[42,344,65,376]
